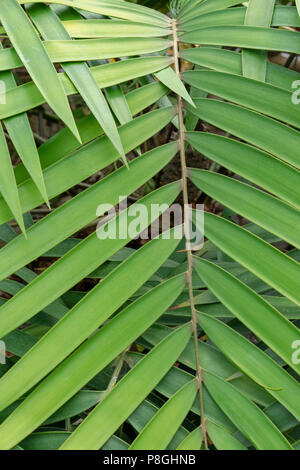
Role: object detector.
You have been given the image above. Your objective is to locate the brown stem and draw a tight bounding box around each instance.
[102,347,129,401]
[172,18,208,450]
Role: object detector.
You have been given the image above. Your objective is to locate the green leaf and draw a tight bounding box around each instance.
[0,44,49,206]
[44,390,103,425]
[0,124,25,234]
[179,0,242,21]
[3,114,49,207]
[141,323,237,380]
[105,85,132,126]
[192,294,300,320]
[0,38,173,69]
[0,273,186,449]
[45,38,172,62]
[0,228,184,413]
[203,371,293,450]
[20,432,69,450]
[3,329,37,358]
[176,427,202,450]
[19,432,128,450]
[63,19,172,38]
[182,25,300,56]
[243,2,276,29]
[186,132,300,209]
[20,0,170,27]
[105,349,237,433]
[197,312,300,420]
[60,323,191,450]
[27,4,125,161]
[12,81,167,188]
[0,0,80,141]
[181,47,300,91]
[243,0,275,81]
[294,440,300,450]
[206,421,246,450]
[129,380,197,450]
[189,169,300,249]
[0,56,172,119]
[187,99,300,168]
[0,158,179,341]
[180,6,300,30]
[194,211,300,308]
[127,398,189,450]
[141,320,291,409]
[183,71,300,130]
[0,109,176,283]
[155,67,195,107]
[193,255,300,374]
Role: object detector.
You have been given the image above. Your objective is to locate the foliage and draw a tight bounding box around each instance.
[0,0,299,451]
